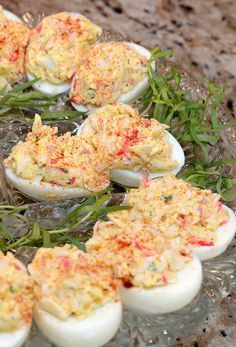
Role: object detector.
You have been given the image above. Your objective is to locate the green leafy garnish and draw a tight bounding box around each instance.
[0,79,58,114]
[178,158,236,201]
[138,48,235,162]
[136,47,236,200]
[0,193,130,252]
[0,79,86,121]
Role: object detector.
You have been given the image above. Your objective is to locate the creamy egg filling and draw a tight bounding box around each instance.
[28,245,119,320]
[126,174,229,245]
[70,42,148,107]
[79,104,178,173]
[25,12,102,84]
[4,105,178,192]
[87,219,191,288]
[0,252,33,332]
[4,115,110,192]
[0,5,30,83]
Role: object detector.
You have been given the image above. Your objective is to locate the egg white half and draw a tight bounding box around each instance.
[3,9,22,22]
[120,256,202,315]
[26,12,84,97]
[5,167,92,201]
[27,72,71,97]
[34,301,122,347]
[109,131,185,187]
[0,324,31,347]
[190,205,236,261]
[71,43,154,113]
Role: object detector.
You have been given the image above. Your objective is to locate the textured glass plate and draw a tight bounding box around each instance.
[5,198,236,347]
[0,11,235,347]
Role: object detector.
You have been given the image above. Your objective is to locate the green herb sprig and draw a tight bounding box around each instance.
[0,79,58,114]
[138,48,235,163]
[0,79,86,121]
[137,48,236,200]
[0,193,130,252]
[178,158,236,201]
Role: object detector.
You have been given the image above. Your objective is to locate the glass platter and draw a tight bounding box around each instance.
[0,11,235,347]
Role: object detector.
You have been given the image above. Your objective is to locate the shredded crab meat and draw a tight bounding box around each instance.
[4,114,110,192]
[79,104,178,172]
[87,219,191,288]
[4,104,178,191]
[70,42,148,106]
[25,12,102,83]
[0,251,33,332]
[0,6,30,83]
[28,245,118,320]
[126,174,229,245]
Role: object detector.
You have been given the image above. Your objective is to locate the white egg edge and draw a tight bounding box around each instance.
[5,166,92,201]
[26,72,71,97]
[3,9,22,23]
[34,301,122,347]
[120,255,202,315]
[0,324,31,347]
[71,42,154,113]
[190,205,236,261]
[109,130,185,187]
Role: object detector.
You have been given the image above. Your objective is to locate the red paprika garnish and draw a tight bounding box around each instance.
[9,48,19,62]
[187,238,214,247]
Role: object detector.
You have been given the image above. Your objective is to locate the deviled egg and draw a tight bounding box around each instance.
[126,174,236,260]
[0,251,33,347]
[28,245,122,347]
[0,5,30,84]
[70,41,154,112]
[25,12,102,96]
[4,115,110,200]
[87,219,202,314]
[78,104,185,186]
[4,105,184,199]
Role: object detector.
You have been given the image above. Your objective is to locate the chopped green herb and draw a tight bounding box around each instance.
[87,87,96,100]
[148,261,157,272]
[9,285,15,293]
[162,195,173,203]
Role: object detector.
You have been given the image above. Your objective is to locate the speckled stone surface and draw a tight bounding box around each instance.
[1,0,236,346]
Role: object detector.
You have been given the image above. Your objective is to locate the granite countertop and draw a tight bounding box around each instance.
[1,0,236,346]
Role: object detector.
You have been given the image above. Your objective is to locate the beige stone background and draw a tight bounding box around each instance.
[1,0,236,346]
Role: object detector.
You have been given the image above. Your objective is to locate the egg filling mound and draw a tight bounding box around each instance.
[0,6,30,83]
[126,174,230,246]
[70,42,148,107]
[25,12,102,84]
[0,251,33,332]
[28,245,119,320]
[87,218,191,288]
[79,104,178,173]
[4,104,179,194]
[4,115,110,192]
